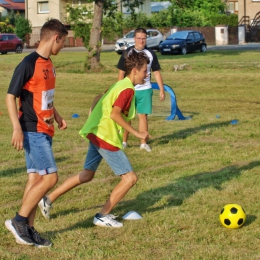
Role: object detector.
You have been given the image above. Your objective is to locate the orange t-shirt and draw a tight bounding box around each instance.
[8,52,56,137]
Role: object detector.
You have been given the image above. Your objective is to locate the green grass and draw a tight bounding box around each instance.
[1,49,260,259]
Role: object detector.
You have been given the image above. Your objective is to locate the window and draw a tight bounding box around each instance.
[147,31,153,37]
[228,1,238,13]
[151,31,159,37]
[38,1,49,13]
[194,32,201,40]
[187,33,194,41]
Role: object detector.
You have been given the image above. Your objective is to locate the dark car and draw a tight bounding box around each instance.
[159,30,207,55]
[0,33,23,54]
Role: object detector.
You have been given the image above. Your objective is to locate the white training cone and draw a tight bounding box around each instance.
[122,211,142,220]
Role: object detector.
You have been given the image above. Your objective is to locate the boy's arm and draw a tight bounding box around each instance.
[53,107,67,130]
[117,70,125,81]
[153,70,165,101]
[6,93,23,151]
[110,106,150,141]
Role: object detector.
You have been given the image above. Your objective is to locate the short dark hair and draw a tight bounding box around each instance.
[134,28,147,37]
[124,49,150,75]
[40,19,68,40]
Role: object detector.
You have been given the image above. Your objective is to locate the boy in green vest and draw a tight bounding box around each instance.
[38,50,150,228]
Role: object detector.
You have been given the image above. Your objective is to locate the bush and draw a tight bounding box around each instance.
[123,13,150,29]
[175,9,209,27]
[208,14,238,26]
[102,12,123,41]
[0,22,14,33]
[148,10,172,28]
[14,16,32,42]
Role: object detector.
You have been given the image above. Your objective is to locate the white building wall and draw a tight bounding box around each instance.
[215,26,228,45]
[27,0,67,46]
[0,6,8,17]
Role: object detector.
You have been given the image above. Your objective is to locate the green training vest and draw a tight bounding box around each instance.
[79,77,135,149]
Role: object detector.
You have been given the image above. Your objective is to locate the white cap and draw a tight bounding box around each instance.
[122,211,142,220]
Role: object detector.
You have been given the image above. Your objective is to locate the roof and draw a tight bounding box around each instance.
[0,0,25,11]
[151,1,172,12]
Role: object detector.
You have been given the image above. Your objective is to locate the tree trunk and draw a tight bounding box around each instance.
[86,0,104,71]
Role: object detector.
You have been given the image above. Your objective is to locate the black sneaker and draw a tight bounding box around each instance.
[5,218,34,245]
[29,226,52,248]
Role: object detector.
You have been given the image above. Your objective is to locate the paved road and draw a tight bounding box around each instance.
[23,42,260,53]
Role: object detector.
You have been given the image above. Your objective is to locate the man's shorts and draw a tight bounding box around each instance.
[23,132,57,175]
[135,88,153,114]
[84,141,133,175]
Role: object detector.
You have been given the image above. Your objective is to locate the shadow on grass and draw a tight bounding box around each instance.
[46,160,260,238]
[244,215,257,227]
[0,156,69,177]
[116,160,260,216]
[150,120,231,145]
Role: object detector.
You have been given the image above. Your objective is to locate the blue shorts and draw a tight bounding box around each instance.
[83,141,133,175]
[135,88,153,114]
[23,132,57,175]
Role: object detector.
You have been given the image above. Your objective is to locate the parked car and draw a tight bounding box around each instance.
[159,30,207,55]
[115,29,164,54]
[0,33,23,54]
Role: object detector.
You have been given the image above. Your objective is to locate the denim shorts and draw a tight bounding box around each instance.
[84,141,133,175]
[23,132,57,175]
[135,88,153,114]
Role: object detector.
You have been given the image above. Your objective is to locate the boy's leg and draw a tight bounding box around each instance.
[23,173,43,227]
[100,171,137,214]
[138,114,148,145]
[19,173,58,218]
[93,171,137,228]
[39,170,95,220]
[93,147,137,228]
[5,132,58,247]
[4,173,57,247]
[39,141,101,219]
[48,169,95,203]
[135,89,152,151]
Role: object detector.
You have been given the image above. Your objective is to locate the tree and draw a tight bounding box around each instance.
[66,0,143,71]
[86,0,103,71]
[14,16,32,43]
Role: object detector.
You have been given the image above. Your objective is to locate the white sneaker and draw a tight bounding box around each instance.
[140,143,151,152]
[38,197,52,220]
[107,214,118,219]
[122,142,128,149]
[93,213,123,228]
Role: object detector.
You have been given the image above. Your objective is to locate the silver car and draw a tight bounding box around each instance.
[115,29,164,54]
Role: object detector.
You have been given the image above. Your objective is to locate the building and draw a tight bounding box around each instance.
[238,0,260,23]
[227,0,239,15]
[25,0,152,46]
[151,1,171,13]
[0,0,25,18]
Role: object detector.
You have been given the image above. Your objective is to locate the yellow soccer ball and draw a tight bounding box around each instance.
[219,204,246,229]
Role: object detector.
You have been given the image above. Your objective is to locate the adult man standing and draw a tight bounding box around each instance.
[117,28,165,152]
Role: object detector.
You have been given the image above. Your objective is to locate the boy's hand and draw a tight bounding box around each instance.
[138,131,150,142]
[12,129,24,151]
[160,90,165,101]
[57,118,67,130]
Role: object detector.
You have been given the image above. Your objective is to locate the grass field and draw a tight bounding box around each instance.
[0,48,260,260]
